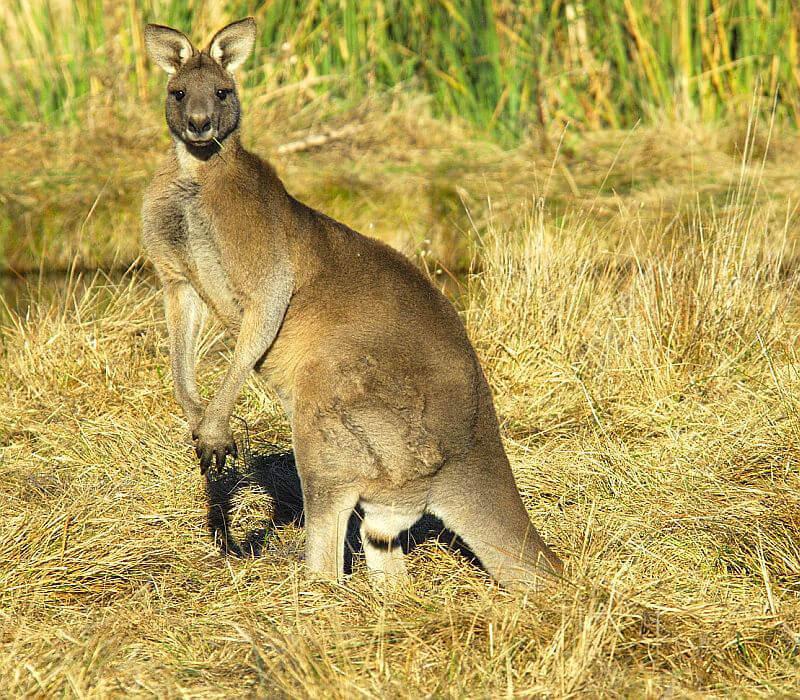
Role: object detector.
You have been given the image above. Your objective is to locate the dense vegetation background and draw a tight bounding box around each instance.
[3,0,800,136]
[2,1,800,697]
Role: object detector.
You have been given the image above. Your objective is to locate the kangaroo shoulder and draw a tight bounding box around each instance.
[144,153,180,199]
[141,153,189,254]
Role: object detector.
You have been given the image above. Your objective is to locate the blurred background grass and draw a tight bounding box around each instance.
[3,0,800,281]
[2,0,799,139]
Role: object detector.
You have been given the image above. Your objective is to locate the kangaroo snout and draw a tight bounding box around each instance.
[186,114,213,141]
[187,114,212,135]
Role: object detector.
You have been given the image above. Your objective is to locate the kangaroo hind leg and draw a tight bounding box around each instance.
[303,484,360,582]
[360,501,422,588]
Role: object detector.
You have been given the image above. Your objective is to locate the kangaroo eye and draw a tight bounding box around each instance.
[216,89,230,101]
[171,90,185,102]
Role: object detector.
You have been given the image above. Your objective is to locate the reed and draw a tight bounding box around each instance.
[2,1,799,139]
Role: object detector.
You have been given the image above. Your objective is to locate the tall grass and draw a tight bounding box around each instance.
[1,1,799,139]
[2,152,799,695]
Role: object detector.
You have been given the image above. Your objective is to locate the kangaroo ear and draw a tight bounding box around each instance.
[207,17,256,72]
[145,24,195,74]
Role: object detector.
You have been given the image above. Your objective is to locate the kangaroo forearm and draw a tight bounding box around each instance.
[203,290,290,425]
[172,361,201,410]
[164,280,204,417]
[202,364,251,426]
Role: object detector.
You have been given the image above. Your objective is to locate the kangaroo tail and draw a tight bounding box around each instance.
[429,456,562,589]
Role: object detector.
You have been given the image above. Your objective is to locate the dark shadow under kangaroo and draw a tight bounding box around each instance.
[204,443,480,576]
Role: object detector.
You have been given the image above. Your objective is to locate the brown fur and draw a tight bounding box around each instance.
[142,18,563,588]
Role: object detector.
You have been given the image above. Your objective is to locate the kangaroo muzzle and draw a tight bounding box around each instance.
[184,109,215,144]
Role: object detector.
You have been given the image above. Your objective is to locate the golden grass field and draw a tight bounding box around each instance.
[3,73,800,698]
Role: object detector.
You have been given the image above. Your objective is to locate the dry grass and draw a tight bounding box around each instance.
[4,91,800,274]
[3,103,800,696]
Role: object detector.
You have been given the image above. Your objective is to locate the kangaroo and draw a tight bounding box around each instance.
[141,18,563,589]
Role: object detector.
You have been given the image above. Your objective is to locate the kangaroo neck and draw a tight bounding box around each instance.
[173,131,242,179]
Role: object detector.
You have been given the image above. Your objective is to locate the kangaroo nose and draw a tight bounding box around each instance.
[187,115,212,136]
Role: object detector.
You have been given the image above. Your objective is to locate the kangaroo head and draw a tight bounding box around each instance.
[144,18,256,151]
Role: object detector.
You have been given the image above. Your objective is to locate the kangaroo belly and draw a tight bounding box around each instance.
[256,308,308,418]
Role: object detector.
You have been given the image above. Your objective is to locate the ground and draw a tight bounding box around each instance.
[1,96,800,697]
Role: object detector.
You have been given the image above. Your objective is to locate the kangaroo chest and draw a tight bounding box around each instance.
[176,186,242,325]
